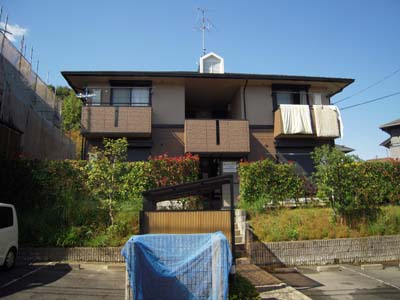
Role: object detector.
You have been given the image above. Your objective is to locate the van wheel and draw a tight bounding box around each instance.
[4,249,16,270]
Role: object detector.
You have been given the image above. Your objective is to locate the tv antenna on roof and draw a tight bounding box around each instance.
[194,8,215,56]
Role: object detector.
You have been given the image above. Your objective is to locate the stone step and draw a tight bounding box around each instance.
[235,236,244,244]
[236,263,283,292]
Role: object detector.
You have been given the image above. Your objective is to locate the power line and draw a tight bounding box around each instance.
[333,66,400,105]
[340,91,400,111]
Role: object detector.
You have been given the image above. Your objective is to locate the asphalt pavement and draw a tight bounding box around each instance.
[274,263,400,300]
[0,263,125,300]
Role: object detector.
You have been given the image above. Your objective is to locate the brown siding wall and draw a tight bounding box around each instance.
[151,127,184,157]
[81,106,152,136]
[142,211,232,244]
[248,128,276,161]
[184,119,250,153]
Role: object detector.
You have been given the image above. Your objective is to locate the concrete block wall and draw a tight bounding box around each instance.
[18,247,124,263]
[246,228,400,266]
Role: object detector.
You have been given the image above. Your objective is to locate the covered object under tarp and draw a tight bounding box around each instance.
[121,231,232,300]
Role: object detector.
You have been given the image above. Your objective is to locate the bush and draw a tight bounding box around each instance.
[0,139,200,247]
[312,145,400,225]
[238,159,304,212]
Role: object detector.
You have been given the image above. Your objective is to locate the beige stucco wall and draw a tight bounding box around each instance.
[230,87,244,119]
[152,84,185,124]
[245,86,273,125]
[151,127,184,156]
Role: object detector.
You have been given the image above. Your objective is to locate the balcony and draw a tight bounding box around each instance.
[274,104,342,139]
[184,119,250,154]
[81,106,152,137]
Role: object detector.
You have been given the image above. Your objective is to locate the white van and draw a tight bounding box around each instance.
[0,203,18,269]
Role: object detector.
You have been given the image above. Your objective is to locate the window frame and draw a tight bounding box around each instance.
[110,81,152,107]
[272,84,311,111]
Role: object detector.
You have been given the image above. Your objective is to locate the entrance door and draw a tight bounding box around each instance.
[221,160,240,209]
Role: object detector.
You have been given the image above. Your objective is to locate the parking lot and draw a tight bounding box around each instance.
[273,263,400,300]
[0,263,125,299]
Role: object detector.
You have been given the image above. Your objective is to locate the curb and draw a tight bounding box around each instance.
[316,265,341,272]
[361,264,384,270]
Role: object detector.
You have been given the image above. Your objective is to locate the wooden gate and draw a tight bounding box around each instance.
[140,210,232,244]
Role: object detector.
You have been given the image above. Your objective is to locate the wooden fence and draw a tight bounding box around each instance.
[140,210,232,244]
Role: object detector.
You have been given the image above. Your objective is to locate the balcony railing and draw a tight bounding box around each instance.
[274,104,342,138]
[184,119,250,153]
[81,106,152,137]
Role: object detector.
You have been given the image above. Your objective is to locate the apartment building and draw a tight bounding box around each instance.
[62,52,353,182]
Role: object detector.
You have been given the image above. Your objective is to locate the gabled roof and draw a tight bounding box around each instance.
[335,144,355,153]
[380,137,391,148]
[380,118,400,130]
[61,70,354,96]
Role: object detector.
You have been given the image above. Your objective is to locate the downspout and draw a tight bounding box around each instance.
[242,80,248,119]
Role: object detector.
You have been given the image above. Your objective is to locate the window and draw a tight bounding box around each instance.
[273,85,310,110]
[276,92,293,105]
[90,89,101,105]
[313,93,322,105]
[0,207,13,229]
[131,88,150,106]
[112,88,131,106]
[112,88,150,106]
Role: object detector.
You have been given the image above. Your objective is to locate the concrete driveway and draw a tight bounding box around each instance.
[273,263,400,300]
[0,263,125,299]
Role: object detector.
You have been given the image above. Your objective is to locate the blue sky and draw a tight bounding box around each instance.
[3,0,400,159]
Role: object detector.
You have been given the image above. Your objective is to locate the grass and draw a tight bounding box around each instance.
[250,205,400,242]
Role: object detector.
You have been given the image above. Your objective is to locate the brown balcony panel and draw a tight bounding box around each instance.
[184,119,250,154]
[81,106,152,137]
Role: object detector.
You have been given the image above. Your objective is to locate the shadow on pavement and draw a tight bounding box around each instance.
[0,264,71,298]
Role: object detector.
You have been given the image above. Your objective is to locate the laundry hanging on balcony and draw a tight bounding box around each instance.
[279,104,313,135]
[312,105,343,138]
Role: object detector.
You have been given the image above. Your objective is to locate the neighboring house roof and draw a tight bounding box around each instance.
[380,118,400,129]
[380,137,391,148]
[367,157,399,162]
[335,144,355,153]
[61,70,354,96]
[379,118,400,145]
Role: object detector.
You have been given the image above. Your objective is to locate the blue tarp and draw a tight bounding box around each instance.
[121,232,232,300]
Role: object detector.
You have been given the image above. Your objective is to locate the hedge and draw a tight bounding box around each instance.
[238,159,304,212]
[0,153,199,247]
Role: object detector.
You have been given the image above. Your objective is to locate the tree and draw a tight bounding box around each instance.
[312,145,381,225]
[61,90,82,131]
[85,138,129,226]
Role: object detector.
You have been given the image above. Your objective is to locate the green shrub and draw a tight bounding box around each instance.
[238,159,304,212]
[312,145,400,225]
[0,139,200,247]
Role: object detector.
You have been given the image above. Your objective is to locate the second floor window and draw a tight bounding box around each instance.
[91,89,101,105]
[276,91,308,106]
[112,87,150,106]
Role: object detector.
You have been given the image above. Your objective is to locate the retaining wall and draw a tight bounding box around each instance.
[246,229,400,266]
[18,247,124,263]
